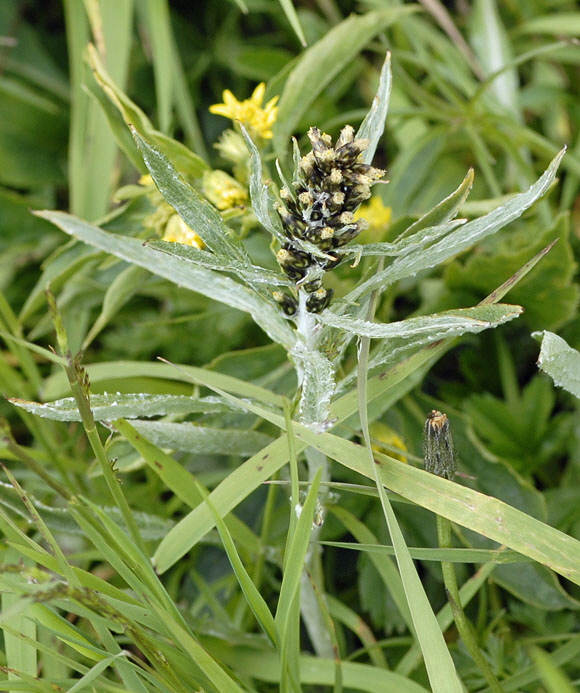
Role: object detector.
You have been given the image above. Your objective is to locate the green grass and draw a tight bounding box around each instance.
[1,1,580,691]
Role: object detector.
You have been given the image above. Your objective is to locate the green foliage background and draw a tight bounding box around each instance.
[1,1,580,691]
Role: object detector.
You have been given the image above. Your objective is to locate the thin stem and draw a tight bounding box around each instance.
[47,289,145,554]
[437,515,503,693]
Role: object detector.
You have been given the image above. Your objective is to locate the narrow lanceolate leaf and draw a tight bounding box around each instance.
[35,211,296,349]
[131,128,247,263]
[397,168,474,239]
[318,304,522,339]
[8,393,233,422]
[534,331,580,399]
[130,421,272,456]
[146,239,289,287]
[241,126,286,243]
[337,220,466,260]
[356,52,392,165]
[346,148,566,302]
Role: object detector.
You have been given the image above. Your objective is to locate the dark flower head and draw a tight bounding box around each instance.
[274,125,385,314]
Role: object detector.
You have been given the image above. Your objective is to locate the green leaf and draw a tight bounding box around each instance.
[356,52,392,165]
[147,238,289,289]
[35,211,296,349]
[346,148,566,302]
[444,213,578,330]
[83,264,149,347]
[517,13,580,37]
[277,0,307,47]
[114,418,260,552]
[273,8,416,152]
[129,420,272,456]
[131,128,246,262]
[8,393,232,422]
[40,360,284,406]
[154,377,580,589]
[470,0,521,118]
[200,484,278,646]
[88,43,209,178]
[535,331,580,399]
[397,168,474,238]
[275,467,322,630]
[318,303,522,339]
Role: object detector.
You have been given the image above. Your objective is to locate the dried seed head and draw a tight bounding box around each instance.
[423,410,456,480]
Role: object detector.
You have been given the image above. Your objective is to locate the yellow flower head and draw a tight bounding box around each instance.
[354,196,392,244]
[202,170,248,210]
[162,215,205,249]
[370,422,408,463]
[209,82,279,139]
[356,196,392,231]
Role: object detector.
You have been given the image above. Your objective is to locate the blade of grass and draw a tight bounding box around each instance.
[355,260,462,691]
[198,482,278,647]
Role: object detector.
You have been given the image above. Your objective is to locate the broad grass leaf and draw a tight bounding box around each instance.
[154,379,580,587]
[41,360,283,406]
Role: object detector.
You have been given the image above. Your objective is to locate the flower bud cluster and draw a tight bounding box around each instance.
[273,125,384,315]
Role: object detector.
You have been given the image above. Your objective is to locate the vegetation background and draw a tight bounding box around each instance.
[1,0,580,691]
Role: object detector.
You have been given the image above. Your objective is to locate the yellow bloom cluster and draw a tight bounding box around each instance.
[370,422,408,463]
[202,170,248,210]
[209,82,279,139]
[140,175,205,249]
[162,215,204,249]
[355,196,392,231]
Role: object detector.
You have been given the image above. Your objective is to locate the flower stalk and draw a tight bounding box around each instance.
[424,411,503,693]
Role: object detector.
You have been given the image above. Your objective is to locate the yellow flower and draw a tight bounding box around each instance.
[162,215,205,249]
[202,170,248,210]
[354,196,392,244]
[214,130,249,166]
[370,422,407,463]
[209,82,279,139]
[138,174,154,187]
